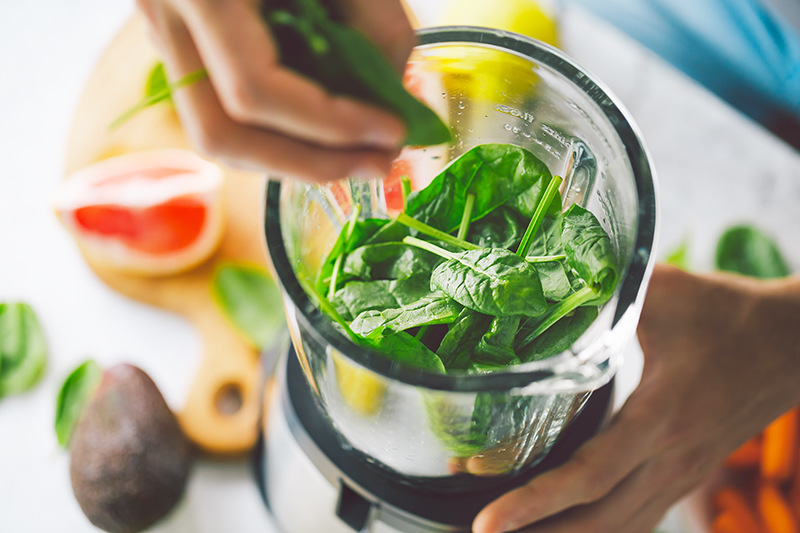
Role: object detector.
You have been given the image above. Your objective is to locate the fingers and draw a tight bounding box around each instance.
[509,463,677,533]
[172,0,406,149]
[473,405,659,533]
[337,0,416,71]
[151,5,398,182]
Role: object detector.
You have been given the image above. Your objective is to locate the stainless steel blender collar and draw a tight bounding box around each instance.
[263,26,657,393]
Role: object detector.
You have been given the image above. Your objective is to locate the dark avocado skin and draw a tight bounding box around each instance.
[70,364,193,533]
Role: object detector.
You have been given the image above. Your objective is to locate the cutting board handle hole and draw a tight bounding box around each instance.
[215,382,244,416]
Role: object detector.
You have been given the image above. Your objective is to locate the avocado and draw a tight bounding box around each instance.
[70,364,193,533]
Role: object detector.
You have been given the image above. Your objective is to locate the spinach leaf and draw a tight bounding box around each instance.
[110,68,208,131]
[508,182,563,220]
[436,309,491,369]
[389,274,435,304]
[0,303,47,397]
[361,327,446,373]
[316,217,389,295]
[343,243,440,281]
[363,218,409,245]
[526,215,563,257]
[517,174,564,258]
[265,0,450,146]
[350,294,462,336]
[561,204,618,300]
[406,238,546,317]
[332,275,433,320]
[145,62,170,103]
[424,392,492,456]
[212,264,286,350]
[332,280,403,321]
[473,316,522,368]
[466,206,526,249]
[715,225,790,279]
[55,360,102,447]
[516,306,598,361]
[405,144,552,232]
[535,261,573,301]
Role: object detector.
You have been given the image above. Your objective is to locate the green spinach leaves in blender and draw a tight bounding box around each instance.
[313,143,620,374]
[264,0,451,146]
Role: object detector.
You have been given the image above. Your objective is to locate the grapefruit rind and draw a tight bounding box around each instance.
[55,150,225,277]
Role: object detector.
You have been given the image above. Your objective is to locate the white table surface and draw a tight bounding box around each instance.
[2,1,799,532]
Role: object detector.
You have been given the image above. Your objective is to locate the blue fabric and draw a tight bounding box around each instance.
[567,0,800,122]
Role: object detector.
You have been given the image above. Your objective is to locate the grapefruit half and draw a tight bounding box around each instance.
[55,150,225,276]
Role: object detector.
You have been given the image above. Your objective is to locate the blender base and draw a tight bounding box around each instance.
[254,349,614,533]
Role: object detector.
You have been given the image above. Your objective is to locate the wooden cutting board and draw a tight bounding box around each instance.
[64,14,268,455]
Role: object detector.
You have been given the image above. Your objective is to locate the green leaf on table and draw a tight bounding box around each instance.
[212,264,286,350]
[715,225,790,279]
[361,327,446,373]
[350,293,462,336]
[55,360,102,447]
[405,144,552,233]
[664,237,690,271]
[561,204,618,302]
[0,303,47,398]
[265,0,450,146]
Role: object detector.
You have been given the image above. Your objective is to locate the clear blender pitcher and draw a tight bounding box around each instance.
[263,27,657,488]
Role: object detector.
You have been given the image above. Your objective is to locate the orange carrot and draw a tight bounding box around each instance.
[713,486,766,533]
[727,437,763,469]
[714,511,751,533]
[762,409,799,483]
[758,483,799,533]
[714,512,743,533]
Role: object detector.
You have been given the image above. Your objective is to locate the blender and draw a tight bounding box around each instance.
[259,27,658,533]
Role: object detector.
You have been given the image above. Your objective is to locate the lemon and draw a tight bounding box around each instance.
[430,0,559,104]
[332,349,387,416]
[439,0,559,47]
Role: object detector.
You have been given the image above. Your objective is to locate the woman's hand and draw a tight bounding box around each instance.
[136,0,414,182]
[474,264,800,533]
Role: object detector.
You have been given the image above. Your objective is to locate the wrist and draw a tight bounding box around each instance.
[743,276,800,406]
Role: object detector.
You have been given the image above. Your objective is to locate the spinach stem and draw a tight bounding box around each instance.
[415,325,429,340]
[328,255,343,299]
[457,194,476,241]
[328,204,361,299]
[397,213,480,251]
[517,286,597,350]
[109,68,208,131]
[401,175,412,211]
[516,175,564,258]
[297,274,361,344]
[525,254,567,264]
[403,236,458,261]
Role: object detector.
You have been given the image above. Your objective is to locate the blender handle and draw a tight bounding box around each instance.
[337,480,375,532]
